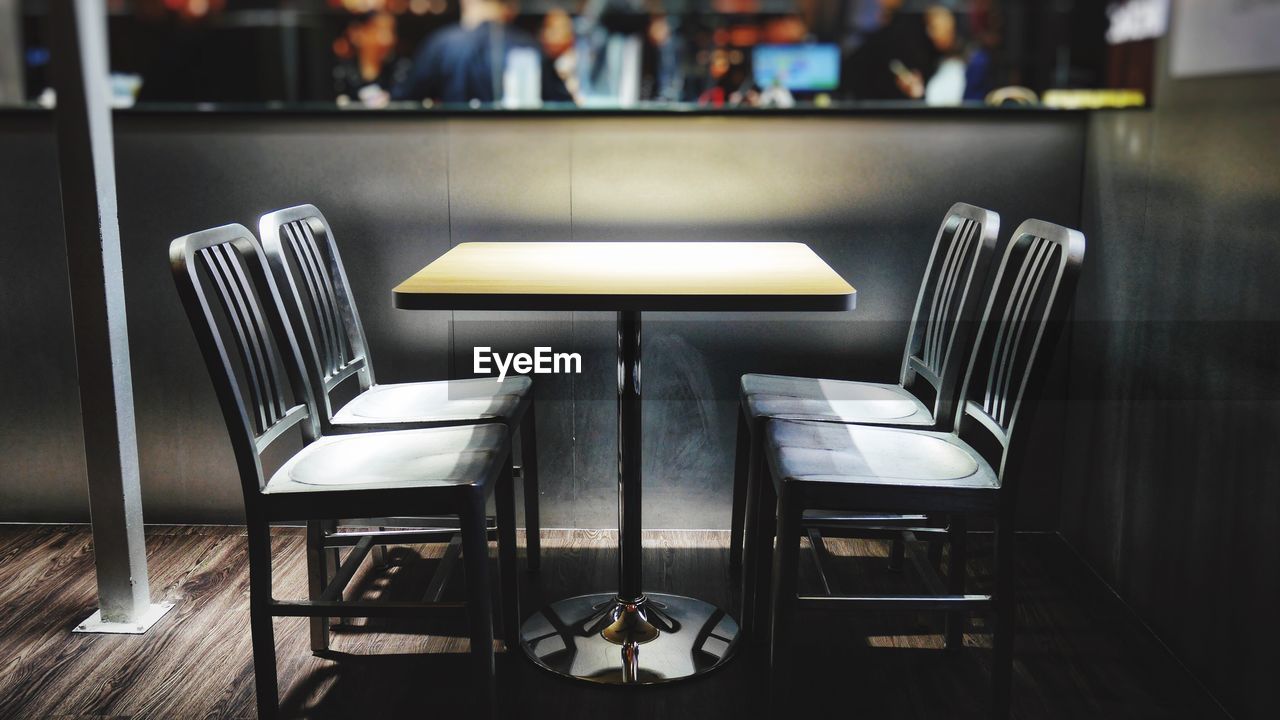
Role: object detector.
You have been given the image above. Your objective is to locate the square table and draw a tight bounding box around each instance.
[395,241,855,684]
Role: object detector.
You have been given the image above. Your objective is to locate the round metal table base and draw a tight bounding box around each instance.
[519,593,740,684]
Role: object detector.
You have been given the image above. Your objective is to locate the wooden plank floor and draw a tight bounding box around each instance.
[0,525,1226,719]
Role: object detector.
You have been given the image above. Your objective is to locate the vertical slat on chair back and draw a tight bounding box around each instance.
[170,225,319,495]
[900,203,1000,424]
[955,219,1085,487]
[259,206,373,423]
[283,218,355,378]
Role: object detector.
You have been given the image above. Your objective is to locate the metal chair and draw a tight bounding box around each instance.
[734,203,1000,632]
[171,224,518,720]
[755,219,1085,718]
[258,205,541,647]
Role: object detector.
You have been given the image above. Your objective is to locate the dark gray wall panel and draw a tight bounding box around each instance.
[1063,49,1280,719]
[0,112,1083,530]
[0,115,89,522]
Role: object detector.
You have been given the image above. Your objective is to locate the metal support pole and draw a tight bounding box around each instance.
[49,0,172,634]
[0,0,23,104]
[518,308,738,683]
[616,309,643,603]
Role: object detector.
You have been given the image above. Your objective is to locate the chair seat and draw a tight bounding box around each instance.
[332,376,531,428]
[765,419,997,493]
[265,424,509,495]
[741,373,933,426]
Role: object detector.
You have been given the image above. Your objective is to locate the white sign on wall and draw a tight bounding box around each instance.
[1169,0,1280,77]
[1107,0,1170,45]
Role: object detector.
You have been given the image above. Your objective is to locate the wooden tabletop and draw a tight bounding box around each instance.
[393,242,856,311]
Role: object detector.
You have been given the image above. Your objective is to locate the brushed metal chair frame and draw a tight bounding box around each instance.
[754,219,1084,718]
[171,224,517,719]
[735,203,1000,634]
[259,205,541,649]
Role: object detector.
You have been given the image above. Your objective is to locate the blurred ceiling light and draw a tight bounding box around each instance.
[761,16,807,44]
[713,0,760,12]
[728,25,759,47]
[333,0,389,13]
[161,0,225,20]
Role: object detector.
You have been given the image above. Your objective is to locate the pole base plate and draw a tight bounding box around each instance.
[520,592,739,684]
[74,601,175,634]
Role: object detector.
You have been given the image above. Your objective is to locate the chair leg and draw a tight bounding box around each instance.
[518,410,542,572]
[494,460,521,649]
[768,484,803,711]
[928,536,945,569]
[322,519,346,628]
[945,515,968,652]
[371,530,389,569]
[741,417,773,639]
[322,519,341,579]
[888,536,906,572]
[247,518,279,720]
[460,491,498,720]
[304,521,330,652]
[729,408,751,572]
[991,517,1015,719]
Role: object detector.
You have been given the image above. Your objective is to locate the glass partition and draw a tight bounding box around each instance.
[7,0,1160,111]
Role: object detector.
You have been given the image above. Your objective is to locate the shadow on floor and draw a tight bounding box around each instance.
[277,530,1227,720]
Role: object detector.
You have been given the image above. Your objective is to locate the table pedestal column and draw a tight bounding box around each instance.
[519,310,740,684]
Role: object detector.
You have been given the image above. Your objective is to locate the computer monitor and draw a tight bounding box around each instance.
[752,44,841,92]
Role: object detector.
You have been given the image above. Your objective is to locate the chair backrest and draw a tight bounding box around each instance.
[170,224,320,499]
[899,202,1001,425]
[954,218,1085,495]
[258,205,374,425]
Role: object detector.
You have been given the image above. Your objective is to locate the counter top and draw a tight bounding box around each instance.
[0,100,1113,119]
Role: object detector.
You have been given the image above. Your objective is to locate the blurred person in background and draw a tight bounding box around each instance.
[842,0,936,100]
[642,12,685,102]
[575,0,649,106]
[963,0,1001,101]
[696,47,745,107]
[541,7,581,102]
[392,0,571,105]
[922,5,965,104]
[333,11,410,107]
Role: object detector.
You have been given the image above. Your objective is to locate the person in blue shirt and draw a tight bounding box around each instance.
[391,0,572,104]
